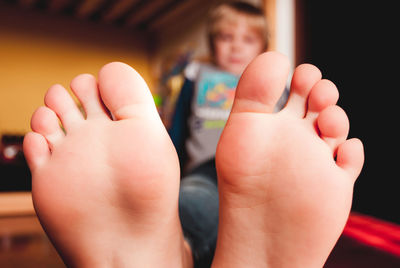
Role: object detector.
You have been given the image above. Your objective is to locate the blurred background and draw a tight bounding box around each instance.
[0,0,399,267]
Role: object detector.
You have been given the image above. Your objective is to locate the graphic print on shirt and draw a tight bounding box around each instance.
[195,69,238,129]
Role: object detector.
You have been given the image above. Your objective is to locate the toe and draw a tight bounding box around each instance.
[44,84,84,131]
[97,62,157,120]
[231,51,290,114]
[70,74,110,119]
[317,105,349,152]
[305,79,339,121]
[336,138,364,179]
[23,132,50,172]
[31,106,64,149]
[284,64,322,117]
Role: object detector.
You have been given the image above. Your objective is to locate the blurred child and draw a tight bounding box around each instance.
[168,2,287,266]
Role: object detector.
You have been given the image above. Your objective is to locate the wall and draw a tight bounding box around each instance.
[0,4,152,134]
[301,1,399,223]
[276,0,295,68]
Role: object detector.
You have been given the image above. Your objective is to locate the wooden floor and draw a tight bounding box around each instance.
[0,192,65,268]
[0,216,64,268]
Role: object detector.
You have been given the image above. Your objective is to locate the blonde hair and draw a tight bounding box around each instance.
[207,1,269,56]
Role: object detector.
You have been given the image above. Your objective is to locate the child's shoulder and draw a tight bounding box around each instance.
[184,57,218,81]
[183,61,201,81]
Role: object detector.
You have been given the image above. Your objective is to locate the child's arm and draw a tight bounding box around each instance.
[168,78,194,172]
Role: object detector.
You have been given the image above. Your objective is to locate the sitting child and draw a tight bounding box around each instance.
[168,3,288,266]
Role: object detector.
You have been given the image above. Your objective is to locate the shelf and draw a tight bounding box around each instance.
[0,192,35,217]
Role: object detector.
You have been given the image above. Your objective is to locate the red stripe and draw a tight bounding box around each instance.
[342,212,400,257]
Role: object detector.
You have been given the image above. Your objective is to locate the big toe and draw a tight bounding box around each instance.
[231,51,290,114]
[97,62,158,120]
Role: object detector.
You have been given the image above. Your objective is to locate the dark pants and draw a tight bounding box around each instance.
[179,158,219,268]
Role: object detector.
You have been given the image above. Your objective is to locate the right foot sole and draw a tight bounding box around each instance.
[213,52,364,268]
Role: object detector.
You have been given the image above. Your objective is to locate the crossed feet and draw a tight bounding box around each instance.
[23,52,364,268]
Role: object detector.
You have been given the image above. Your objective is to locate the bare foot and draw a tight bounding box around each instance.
[23,63,192,267]
[213,52,364,267]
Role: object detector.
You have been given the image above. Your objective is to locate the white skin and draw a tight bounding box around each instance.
[23,15,364,268]
[23,52,364,268]
[213,16,265,75]
[212,52,364,267]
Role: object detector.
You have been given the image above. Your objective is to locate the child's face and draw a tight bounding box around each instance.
[213,17,264,76]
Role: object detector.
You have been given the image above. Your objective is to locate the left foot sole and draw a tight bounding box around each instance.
[24,63,192,267]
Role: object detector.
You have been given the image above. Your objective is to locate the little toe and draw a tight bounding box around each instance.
[305,79,339,121]
[23,132,50,172]
[317,105,349,152]
[336,138,364,179]
[97,62,158,120]
[70,74,110,119]
[44,84,84,131]
[31,106,64,149]
[284,63,322,117]
[231,51,290,114]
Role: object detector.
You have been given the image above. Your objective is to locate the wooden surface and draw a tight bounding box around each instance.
[0,215,65,268]
[0,192,35,217]
[0,193,64,267]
